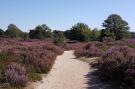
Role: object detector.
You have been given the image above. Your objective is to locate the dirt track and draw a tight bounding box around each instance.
[35,51,90,89]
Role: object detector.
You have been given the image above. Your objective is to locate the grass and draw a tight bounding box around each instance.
[129,45,135,48]
[78,57,100,64]
[28,72,42,82]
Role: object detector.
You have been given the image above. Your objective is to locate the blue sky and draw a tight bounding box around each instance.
[0,0,135,32]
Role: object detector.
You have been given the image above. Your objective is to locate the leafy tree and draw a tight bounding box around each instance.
[22,32,29,39]
[53,30,65,45]
[64,30,71,39]
[29,24,52,39]
[5,24,24,38]
[99,29,116,41]
[68,23,91,42]
[102,14,130,40]
[131,32,135,38]
[89,28,100,41]
[0,28,5,36]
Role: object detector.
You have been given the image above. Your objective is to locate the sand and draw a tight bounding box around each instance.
[35,51,90,89]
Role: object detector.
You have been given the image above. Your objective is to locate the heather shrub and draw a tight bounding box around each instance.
[0,38,63,88]
[3,62,28,87]
[85,46,102,57]
[63,43,84,50]
[42,44,64,55]
[21,49,56,73]
[102,37,114,43]
[95,46,135,88]
[74,48,86,57]
[74,43,102,58]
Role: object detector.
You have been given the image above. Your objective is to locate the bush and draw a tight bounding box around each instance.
[102,37,114,43]
[95,46,135,88]
[5,24,24,38]
[63,43,84,50]
[0,29,5,36]
[3,62,28,87]
[0,39,64,88]
[21,49,56,73]
[74,43,102,57]
[85,46,102,57]
[29,24,52,39]
[53,30,65,45]
[66,23,91,42]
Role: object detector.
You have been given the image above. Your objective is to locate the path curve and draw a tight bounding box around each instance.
[35,51,90,89]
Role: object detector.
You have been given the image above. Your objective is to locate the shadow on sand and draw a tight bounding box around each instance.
[84,65,119,89]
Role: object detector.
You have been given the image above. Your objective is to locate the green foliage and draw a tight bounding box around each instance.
[130,32,135,38]
[99,29,116,41]
[53,30,65,45]
[64,30,71,39]
[89,28,100,41]
[5,24,24,38]
[101,14,130,40]
[0,29,5,36]
[67,23,91,42]
[28,72,42,82]
[22,32,29,39]
[129,45,135,49]
[0,53,8,62]
[29,24,52,39]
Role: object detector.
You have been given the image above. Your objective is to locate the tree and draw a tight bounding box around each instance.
[5,24,24,38]
[0,29,5,36]
[64,30,71,39]
[53,30,65,45]
[68,23,91,42]
[99,29,115,41]
[29,24,52,39]
[89,28,100,41]
[101,14,130,40]
[22,32,29,39]
[130,32,135,38]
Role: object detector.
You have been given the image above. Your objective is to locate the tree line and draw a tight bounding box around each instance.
[0,14,135,43]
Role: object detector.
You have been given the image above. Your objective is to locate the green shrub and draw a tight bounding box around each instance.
[29,24,52,39]
[67,23,91,42]
[5,24,24,38]
[53,30,65,45]
[0,53,8,62]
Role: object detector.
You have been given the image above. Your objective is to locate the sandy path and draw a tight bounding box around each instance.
[35,51,90,89]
